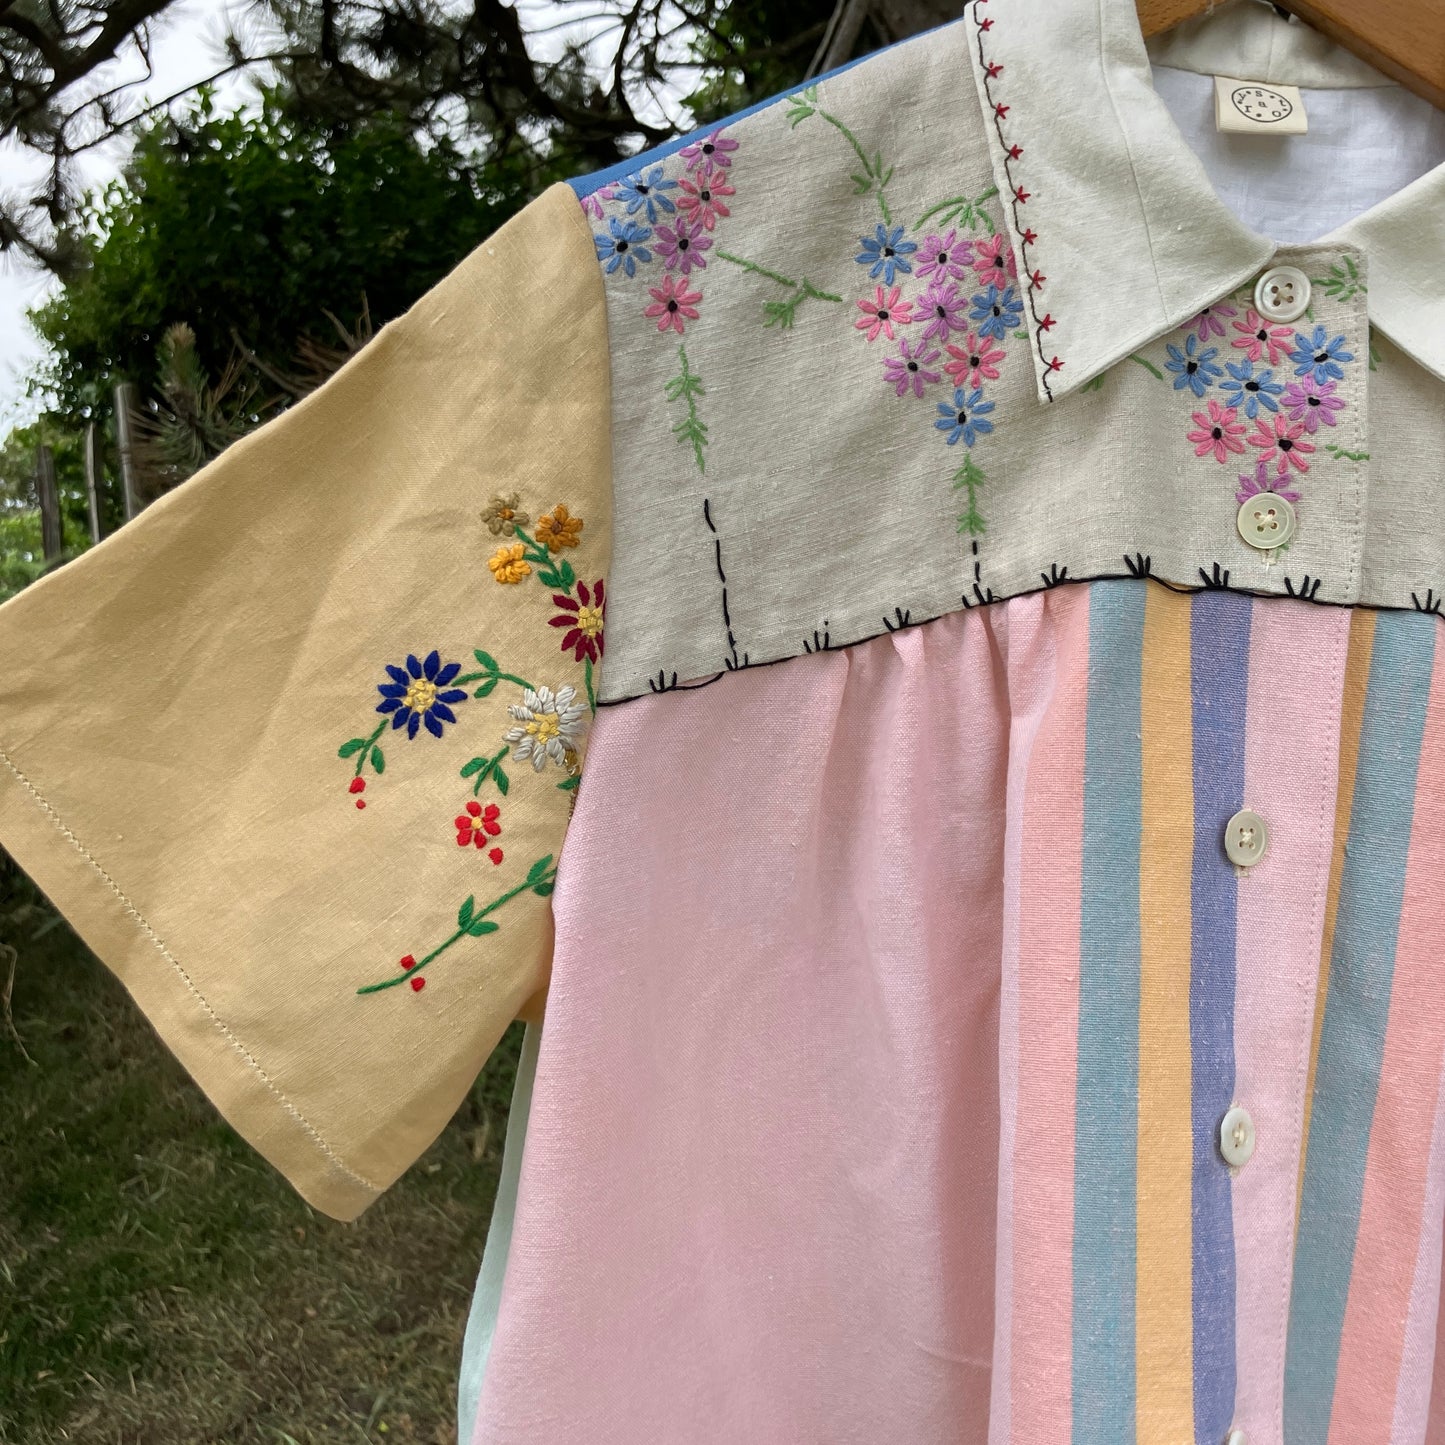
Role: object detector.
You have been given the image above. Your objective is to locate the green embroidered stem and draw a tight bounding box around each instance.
[1080,374,1106,393]
[783,87,893,222]
[716,250,797,288]
[953,456,987,536]
[717,250,842,329]
[338,719,388,778]
[507,523,577,593]
[1127,352,1165,380]
[583,658,596,713]
[665,344,708,474]
[1369,334,1381,371]
[457,649,535,699]
[1325,443,1370,461]
[914,187,999,234]
[356,856,558,994]
[1312,255,1366,303]
[460,745,511,798]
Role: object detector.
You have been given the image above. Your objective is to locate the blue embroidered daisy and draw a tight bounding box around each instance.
[594,217,653,277]
[377,650,468,740]
[1164,333,1222,397]
[616,165,678,224]
[1219,359,1284,418]
[934,386,995,446]
[1289,325,1354,383]
[968,284,1023,342]
[855,223,918,284]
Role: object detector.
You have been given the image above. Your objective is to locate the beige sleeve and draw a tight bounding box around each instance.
[0,181,611,1221]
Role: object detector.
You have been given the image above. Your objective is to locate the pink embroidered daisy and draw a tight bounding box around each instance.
[1232,308,1295,366]
[643,275,702,335]
[944,331,1006,389]
[882,338,942,398]
[918,280,968,342]
[1281,375,1346,433]
[1236,456,1301,505]
[678,128,739,171]
[1191,303,1238,340]
[579,181,619,221]
[915,229,973,282]
[1187,399,1247,463]
[654,216,711,275]
[676,166,734,230]
[972,234,1017,289]
[855,285,915,342]
[1248,412,1315,474]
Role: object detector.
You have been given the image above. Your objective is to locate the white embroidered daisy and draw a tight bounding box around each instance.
[504,685,587,771]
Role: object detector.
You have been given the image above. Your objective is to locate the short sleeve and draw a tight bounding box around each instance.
[0,181,611,1221]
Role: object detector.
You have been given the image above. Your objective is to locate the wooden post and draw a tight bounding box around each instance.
[114,381,140,521]
[84,421,105,544]
[36,445,62,563]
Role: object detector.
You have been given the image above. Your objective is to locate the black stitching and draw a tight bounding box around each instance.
[703,497,748,671]
[1199,563,1231,591]
[1283,574,1322,601]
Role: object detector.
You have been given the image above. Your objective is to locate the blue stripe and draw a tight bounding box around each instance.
[1188,590,1250,1443]
[1284,609,1438,1442]
[1074,579,1144,1445]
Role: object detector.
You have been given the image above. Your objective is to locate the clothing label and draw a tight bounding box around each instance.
[1214,75,1308,134]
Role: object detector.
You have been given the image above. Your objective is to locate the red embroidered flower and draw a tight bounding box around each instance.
[455,800,502,848]
[1187,399,1247,463]
[550,578,606,663]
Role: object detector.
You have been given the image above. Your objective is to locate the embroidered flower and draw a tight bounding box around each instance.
[1218,360,1284,419]
[1236,456,1301,505]
[883,338,942,398]
[968,284,1023,342]
[505,685,588,772]
[1281,374,1346,432]
[1231,308,1294,365]
[654,216,711,275]
[1289,325,1354,383]
[480,494,529,536]
[595,217,652,277]
[944,332,1007,389]
[549,578,606,663]
[455,800,502,850]
[678,128,739,171]
[536,504,584,553]
[918,280,968,342]
[616,164,678,224]
[1191,303,1238,340]
[1187,399,1247,463]
[488,542,532,584]
[915,229,973,282]
[579,181,619,221]
[934,386,996,447]
[972,234,1016,289]
[1248,412,1315,474]
[855,285,915,342]
[1164,333,1222,397]
[676,166,734,230]
[856,223,918,285]
[644,274,702,334]
[376,651,468,740]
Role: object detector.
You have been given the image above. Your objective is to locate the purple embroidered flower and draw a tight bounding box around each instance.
[856,223,917,285]
[1191,303,1238,340]
[376,651,468,740]
[653,216,712,275]
[616,164,678,224]
[676,166,734,231]
[678,128,739,171]
[918,281,968,342]
[1248,412,1315,475]
[935,386,995,446]
[1219,359,1284,418]
[594,217,652,277]
[579,181,619,221]
[915,229,973,282]
[944,331,1006,389]
[855,285,915,342]
[969,284,1023,342]
[1164,333,1222,397]
[1236,456,1301,505]
[883,338,942,398]
[1281,374,1346,432]
[643,275,702,334]
[1289,324,1354,384]
[1186,399,1246,463]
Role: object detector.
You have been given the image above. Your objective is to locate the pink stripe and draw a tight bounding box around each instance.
[1232,601,1351,1443]
[1001,585,1089,1444]
[1329,641,1445,1443]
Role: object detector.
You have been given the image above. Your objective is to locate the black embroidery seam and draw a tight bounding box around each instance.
[967,0,1059,402]
[702,496,746,671]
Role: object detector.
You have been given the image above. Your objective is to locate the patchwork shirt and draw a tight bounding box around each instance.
[2,0,1445,1441]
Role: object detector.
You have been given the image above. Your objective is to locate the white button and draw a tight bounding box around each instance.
[1254,264,1311,322]
[1220,1105,1256,1168]
[1225,809,1268,867]
[1227,1431,1247,1445]
[1237,492,1296,550]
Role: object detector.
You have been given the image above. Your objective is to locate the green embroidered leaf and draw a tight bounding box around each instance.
[1080,374,1106,393]
[526,855,554,886]
[337,737,367,759]
[535,566,563,589]
[532,882,555,898]
[473,678,498,698]
[458,896,476,929]
[784,88,818,127]
[556,775,581,791]
[1012,329,1028,340]
[559,559,576,590]
[494,763,510,796]
[370,746,385,774]
[460,756,486,778]
[763,299,797,328]
[850,173,873,195]
[467,919,499,937]
[474,650,499,672]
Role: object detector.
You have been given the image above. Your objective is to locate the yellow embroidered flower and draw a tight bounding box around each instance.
[488,542,532,585]
[480,494,529,536]
[536,503,584,553]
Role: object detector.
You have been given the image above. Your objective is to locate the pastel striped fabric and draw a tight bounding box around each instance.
[468,582,1445,1445]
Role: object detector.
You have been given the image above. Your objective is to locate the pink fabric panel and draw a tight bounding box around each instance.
[472,608,1012,1444]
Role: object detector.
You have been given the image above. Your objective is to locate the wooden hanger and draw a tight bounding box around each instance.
[1137,0,1445,109]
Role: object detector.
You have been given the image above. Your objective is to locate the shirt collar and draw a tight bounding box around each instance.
[962,0,1445,403]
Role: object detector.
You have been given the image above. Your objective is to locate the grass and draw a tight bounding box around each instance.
[0,859,520,1445]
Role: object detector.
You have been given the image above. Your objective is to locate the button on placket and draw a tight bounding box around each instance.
[1225,808,1268,869]
[1253,264,1312,322]
[1237,492,1296,553]
[1220,1104,1256,1168]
